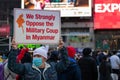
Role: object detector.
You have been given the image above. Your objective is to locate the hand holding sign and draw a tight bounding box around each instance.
[12,38,18,49]
[58,37,64,49]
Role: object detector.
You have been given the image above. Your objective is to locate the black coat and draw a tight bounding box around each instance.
[99,61,113,80]
[78,55,98,80]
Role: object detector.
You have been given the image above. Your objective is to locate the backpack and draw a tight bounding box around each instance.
[0,62,11,80]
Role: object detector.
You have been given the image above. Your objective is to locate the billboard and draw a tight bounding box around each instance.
[94,0,120,29]
[14,8,61,44]
[23,0,92,17]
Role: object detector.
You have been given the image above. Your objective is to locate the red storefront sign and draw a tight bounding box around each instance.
[0,24,10,37]
[94,0,120,29]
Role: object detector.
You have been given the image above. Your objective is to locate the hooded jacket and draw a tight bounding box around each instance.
[8,47,69,80]
[8,49,57,80]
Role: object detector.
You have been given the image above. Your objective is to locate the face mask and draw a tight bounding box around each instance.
[32,57,42,67]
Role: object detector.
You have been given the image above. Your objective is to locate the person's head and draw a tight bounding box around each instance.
[112,50,117,55]
[33,45,49,68]
[49,50,59,61]
[82,48,92,56]
[101,55,108,62]
[67,46,76,58]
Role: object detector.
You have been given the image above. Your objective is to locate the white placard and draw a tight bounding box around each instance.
[14,8,61,44]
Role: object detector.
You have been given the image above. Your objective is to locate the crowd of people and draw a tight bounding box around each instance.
[1,38,120,80]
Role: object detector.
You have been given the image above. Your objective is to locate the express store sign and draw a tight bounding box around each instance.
[95,3,120,12]
[94,0,120,29]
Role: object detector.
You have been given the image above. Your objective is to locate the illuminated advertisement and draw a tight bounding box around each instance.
[0,24,10,37]
[94,0,120,29]
[23,0,92,17]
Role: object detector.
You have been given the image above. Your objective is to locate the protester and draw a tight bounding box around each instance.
[16,48,32,80]
[99,55,113,80]
[4,47,32,80]
[4,62,16,80]
[78,47,98,80]
[97,50,106,65]
[57,46,82,80]
[110,50,120,80]
[8,38,70,80]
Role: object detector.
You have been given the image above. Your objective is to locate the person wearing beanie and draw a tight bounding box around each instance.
[57,45,82,80]
[8,38,71,80]
[32,45,49,69]
[78,47,98,80]
[67,46,77,63]
[67,46,76,58]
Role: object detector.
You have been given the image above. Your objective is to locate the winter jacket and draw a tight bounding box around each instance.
[99,61,113,80]
[8,47,69,80]
[57,57,81,80]
[78,55,98,80]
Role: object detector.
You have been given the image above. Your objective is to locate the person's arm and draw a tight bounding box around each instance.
[56,38,70,72]
[58,37,69,62]
[8,39,25,75]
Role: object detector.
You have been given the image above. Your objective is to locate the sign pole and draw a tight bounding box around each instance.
[9,36,11,51]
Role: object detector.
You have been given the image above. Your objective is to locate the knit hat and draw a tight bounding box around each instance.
[67,46,76,58]
[33,45,49,59]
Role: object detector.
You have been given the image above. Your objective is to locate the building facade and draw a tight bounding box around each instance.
[0,0,94,51]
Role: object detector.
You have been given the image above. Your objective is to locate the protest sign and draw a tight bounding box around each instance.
[14,8,61,44]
